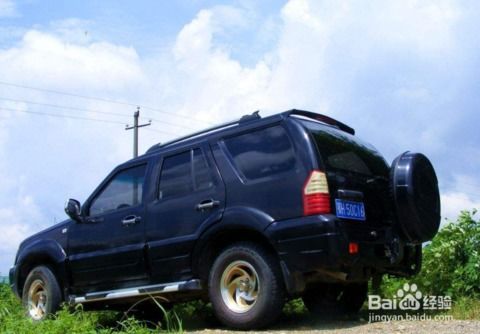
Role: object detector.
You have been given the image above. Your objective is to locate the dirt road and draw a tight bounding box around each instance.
[187,318,480,333]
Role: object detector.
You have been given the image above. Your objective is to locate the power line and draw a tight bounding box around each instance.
[0,107,125,125]
[0,80,144,108]
[0,96,198,130]
[0,107,178,136]
[0,80,213,125]
[0,96,130,118]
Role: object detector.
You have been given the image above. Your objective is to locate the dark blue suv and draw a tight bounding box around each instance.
[10,110,440,329]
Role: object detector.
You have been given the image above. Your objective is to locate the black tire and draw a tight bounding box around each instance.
[208,242,285,329]
[22,266,62,321]
[390,152,441,244]
[302,282,367,316]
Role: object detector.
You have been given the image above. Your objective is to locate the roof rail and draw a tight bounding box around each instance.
[146,110,262,153]
[284,109,355,135]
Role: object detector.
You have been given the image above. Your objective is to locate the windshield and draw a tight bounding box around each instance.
[299,119,389,177]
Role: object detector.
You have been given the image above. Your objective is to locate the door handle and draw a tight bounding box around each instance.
[122,215,141,226]
[196,199,220,211]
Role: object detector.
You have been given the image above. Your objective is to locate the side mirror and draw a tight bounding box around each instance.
[65,199,83,223]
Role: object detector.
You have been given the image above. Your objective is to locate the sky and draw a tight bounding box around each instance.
[0,0,479,274]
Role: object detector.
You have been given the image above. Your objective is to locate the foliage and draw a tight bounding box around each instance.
[0,284,182,333]
[381,210,480,300]
[283,298,306,316]
[447,297,480,320]
[1,210,479,332]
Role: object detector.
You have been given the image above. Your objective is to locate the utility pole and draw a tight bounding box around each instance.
[125,107,151,158]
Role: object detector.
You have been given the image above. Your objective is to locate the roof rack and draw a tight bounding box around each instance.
[146,110,262,153]
[284,109,355,135]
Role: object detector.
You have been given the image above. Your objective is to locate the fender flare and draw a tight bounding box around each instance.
[191,206,276,275]
[15,239,68,295]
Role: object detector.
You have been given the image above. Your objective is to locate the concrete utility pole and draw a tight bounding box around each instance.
[125,107,151,158]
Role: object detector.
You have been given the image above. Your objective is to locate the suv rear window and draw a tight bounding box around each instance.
[159,148,214,199]
[223,125,296,180]
[300,119,388,176]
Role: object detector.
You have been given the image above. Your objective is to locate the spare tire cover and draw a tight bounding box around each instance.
[390,152,441,244]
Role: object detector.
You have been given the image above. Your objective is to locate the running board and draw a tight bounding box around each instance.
[69,279,202,304]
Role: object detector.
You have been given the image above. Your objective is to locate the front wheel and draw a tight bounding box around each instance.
[22,266,62,321]
[208,242,285,329]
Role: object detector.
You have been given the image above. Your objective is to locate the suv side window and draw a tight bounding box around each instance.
[159,148,214,200]
[223,125,296,180]
[89,164,146,216]
[193,148,214,191]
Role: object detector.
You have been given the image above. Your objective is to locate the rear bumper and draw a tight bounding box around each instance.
[9,265,20,299]
[265,214,420,292]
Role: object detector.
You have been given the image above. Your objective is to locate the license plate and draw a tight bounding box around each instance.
[335,199,366,221]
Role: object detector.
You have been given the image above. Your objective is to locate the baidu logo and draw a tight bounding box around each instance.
[368,282,451,311]
[396,283,422,310]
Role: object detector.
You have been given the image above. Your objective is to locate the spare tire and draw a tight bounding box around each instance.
[390,152,440,244]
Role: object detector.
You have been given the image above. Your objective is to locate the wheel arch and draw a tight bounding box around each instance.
[191,206,279,283]
[16,240,68,299]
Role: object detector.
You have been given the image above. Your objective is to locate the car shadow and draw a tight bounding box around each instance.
[181,311,369,332]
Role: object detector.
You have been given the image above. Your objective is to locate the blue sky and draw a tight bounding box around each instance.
[0,0,479,274]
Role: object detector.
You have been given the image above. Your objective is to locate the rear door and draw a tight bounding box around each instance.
[298,119,392,226]
[145,143,225,282]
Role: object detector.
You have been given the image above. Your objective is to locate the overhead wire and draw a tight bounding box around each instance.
[0,96,131,118]
[0,80,214,125]
[0,107,177,136]
[0,107,126,125]
[0,96,198,130]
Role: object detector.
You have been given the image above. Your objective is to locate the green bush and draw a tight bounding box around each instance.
[1,210,479,331]
[381,210,480,300]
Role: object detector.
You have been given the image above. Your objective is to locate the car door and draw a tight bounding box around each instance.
[145,144,225,282]
[68,162,149,289]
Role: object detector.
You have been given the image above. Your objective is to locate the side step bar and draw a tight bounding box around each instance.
[69,279,202,304]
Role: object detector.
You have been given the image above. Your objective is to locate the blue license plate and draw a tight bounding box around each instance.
[335,199,366,221]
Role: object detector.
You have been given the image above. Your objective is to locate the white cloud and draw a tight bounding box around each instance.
[171,7,272,121]
[0,30,145,92]
[0,25,154,272]
[0,0,479,273]
[0,197,45,253]
[440,173,480,222]
[441,192,480,222]
[0,173,49,275]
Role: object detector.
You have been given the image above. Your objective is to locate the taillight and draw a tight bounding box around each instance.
[303,170,331,215]
[349,242,359,254]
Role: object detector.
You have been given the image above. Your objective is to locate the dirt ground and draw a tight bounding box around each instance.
[185,314,480,334]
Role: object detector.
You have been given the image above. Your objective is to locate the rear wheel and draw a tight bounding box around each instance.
[302,282,367,316]
[22,266,62,321]
[208,242,285,329]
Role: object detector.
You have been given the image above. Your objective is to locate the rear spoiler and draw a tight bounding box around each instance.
[283,109,355,135]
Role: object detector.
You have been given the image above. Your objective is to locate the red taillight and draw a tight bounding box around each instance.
[303,170,331,215]
[349,242,359,254]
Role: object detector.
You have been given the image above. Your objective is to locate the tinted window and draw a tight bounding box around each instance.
[193,149,214,190]
[159,151,192,199]
[300,119,389,176]
[223,126,296,180]
[90,164,146,216]
[159,148,214,199]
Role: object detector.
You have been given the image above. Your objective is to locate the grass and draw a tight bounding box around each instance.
[448,297,480,320]
[0,283,478,334]
[0,284,183,334]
